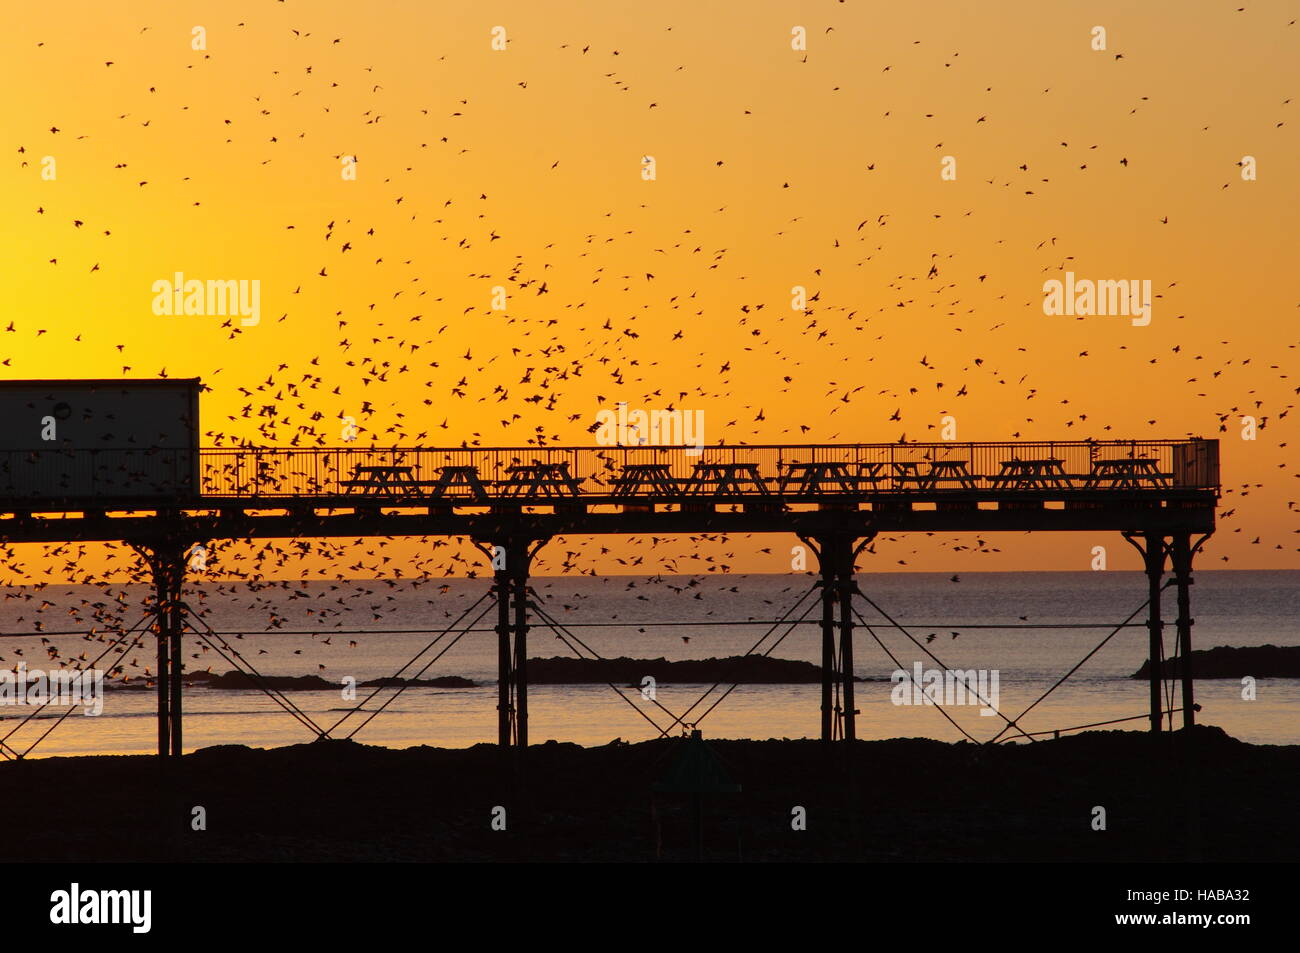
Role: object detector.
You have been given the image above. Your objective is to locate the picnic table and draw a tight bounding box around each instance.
[497,462,583,498]
[916,460,978,491]
[777,461,860,495]
[856,462,888,486]
[688,462,769,496]
[426,465,489,502]
[342,465,418,496]
[889,461,926,490]
[611,463,681,497]
[990,458,1072,490]
[1084,457,1170,489]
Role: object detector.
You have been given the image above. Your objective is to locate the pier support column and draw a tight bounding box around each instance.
[1170,534,1200,731]
[478,536,546,749]
[494,554,512,748]
[808,534,867,744]
[513,551,530,750]
[839,560,856,743]
[137,538,191,758]
[1141,532,1168,733]
[156,590,170,758]
[818,551,837,742]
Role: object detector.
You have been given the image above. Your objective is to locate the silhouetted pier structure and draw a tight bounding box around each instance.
[0,429,1219,757]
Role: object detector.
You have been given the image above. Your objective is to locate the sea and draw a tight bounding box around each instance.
[0,570,1295,758]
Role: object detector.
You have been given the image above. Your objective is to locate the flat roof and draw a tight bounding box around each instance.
[0,378,202,388]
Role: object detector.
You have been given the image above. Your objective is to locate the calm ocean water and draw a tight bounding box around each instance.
[1,570,1296,757]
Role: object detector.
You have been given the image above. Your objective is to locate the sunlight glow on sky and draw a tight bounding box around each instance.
[2,0,1297,579]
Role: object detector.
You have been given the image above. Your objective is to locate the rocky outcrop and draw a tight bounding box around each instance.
[1132,644,1300,679]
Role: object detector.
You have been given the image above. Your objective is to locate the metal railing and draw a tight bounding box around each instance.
[0,439,1219,505]
[195,439,1216,500]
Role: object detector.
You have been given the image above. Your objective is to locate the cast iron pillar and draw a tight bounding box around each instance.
[138,538,191,758]
[513,552,530,750]
[818,550,837,742]
[839,561,857,743]
[156,587,170,758]
[479,536,544,749]
[494,554,512,747]
[1170,534,1200,731]
[1141,532,1168,733]
[808,534,866,744]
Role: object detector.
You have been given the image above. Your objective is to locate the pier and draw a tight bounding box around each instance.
[0,434,1219,757]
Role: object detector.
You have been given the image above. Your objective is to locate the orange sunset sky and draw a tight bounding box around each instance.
[2,0,1297,582]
